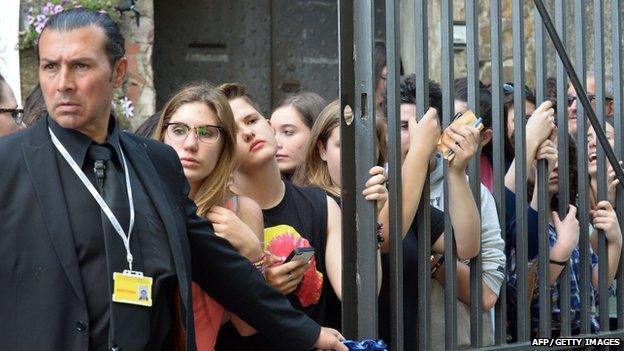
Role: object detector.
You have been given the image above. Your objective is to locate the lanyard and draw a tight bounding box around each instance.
[49,128,136,271]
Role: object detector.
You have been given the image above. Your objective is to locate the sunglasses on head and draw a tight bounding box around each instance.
[502,82,533,95]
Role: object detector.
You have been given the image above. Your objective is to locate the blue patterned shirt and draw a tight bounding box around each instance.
[507,224,601,335]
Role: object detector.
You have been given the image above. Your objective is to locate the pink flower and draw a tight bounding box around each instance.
[53,5,64,14]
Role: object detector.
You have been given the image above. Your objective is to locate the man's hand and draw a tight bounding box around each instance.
[313,327,348,351]
[207,206,262,261]
[264,256,309,295]
[551,205,580,262]
[408,107,441,157]
[442,124,480,174]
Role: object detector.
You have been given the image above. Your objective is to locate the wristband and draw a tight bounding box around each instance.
[376,222,385,249]
[252,253,266,274]
[549,258,568,266]
[431,254,445,277]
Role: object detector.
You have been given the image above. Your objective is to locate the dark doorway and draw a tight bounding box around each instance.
[154,0,348,114]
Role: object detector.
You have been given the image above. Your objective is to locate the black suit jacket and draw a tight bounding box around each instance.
[0,117,320,350]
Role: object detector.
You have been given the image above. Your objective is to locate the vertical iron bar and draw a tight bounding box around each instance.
[441,0,457,349]
[338,0,358,338]
[512,0,529,342]
[554,0,572,338]
[490,0,507,344]
[414,0,432,350]
[534,1,551,339]
[531,0,624,339]
[341,0,381,338]
[613,0,624,332]
[533,0,624,336]
[467,0,483,346]
[593,0,610,332]
[574,0,591,336]
[385,0,404,349]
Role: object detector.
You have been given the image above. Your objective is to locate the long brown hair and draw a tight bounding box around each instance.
[153,82,237,217]
[293,100,342,197]
[273,91,327,129]
[294,100,387,197]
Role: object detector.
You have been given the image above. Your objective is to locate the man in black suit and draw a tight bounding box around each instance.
[0,9,346,351]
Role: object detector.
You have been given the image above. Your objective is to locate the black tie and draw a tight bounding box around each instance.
[87,143,148,350]
[87,144,127,226]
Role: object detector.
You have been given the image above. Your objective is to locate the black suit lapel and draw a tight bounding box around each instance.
[119,134,193,327]
[22,118,87,307]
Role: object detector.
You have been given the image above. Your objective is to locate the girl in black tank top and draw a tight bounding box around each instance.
[216,180,333,350]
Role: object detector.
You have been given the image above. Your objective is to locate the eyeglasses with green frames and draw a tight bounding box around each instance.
[164,122,224,144]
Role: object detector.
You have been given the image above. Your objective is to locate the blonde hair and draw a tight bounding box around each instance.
[153,82,237,217]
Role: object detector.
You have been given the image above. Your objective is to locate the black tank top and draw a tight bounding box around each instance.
[216,180,329,350]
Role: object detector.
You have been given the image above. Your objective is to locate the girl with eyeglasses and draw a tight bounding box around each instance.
[154,83,264,350]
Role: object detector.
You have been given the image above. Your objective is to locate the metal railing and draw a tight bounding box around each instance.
[338,0,624,349]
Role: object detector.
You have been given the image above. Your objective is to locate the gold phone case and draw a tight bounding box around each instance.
[437,110,482,161]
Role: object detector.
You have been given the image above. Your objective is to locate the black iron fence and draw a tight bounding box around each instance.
[338,0,624,349]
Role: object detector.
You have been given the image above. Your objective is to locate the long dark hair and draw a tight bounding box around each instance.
[502,85,537,166]
[374,41,404,93]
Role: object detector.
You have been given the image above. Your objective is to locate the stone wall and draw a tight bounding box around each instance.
[119,0,155,130]
[400,0,619,90]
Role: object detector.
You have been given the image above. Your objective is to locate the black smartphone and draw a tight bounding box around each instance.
[283,247,315,264]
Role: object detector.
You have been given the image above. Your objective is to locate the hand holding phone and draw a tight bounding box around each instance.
[283,247,315,264]
[437,109,483,161]
[265,247,315,295]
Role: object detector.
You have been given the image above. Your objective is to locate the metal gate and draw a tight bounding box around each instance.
[339,0,624,350]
